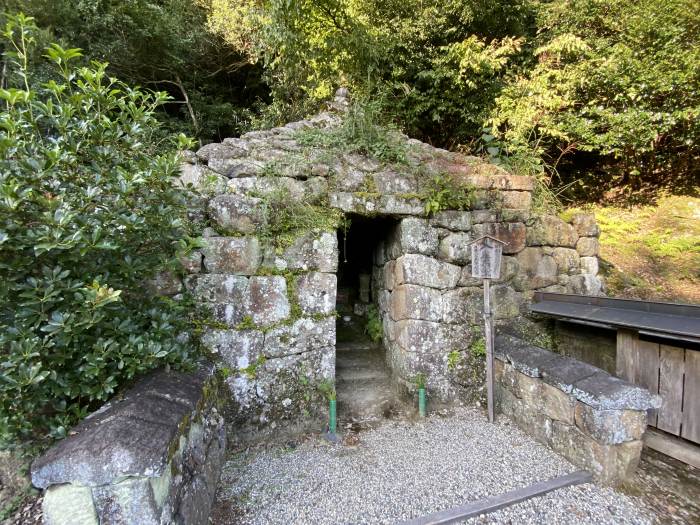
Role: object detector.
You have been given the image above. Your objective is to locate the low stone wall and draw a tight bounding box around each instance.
[31,366,225,525]
[495,335,660,484]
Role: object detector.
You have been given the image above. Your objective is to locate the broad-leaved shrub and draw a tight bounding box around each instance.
[0,15,196,450]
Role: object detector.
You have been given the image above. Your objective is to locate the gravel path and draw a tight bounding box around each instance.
[213,407,654,525]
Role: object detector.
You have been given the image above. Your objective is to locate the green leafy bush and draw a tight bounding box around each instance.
[364,305,383,343]
[0,15,196,450]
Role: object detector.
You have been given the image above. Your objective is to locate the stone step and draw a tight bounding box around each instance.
[336,368,389,381]
[336,342,378,352]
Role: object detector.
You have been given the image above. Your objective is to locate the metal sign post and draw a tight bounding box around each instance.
[467,235,505,423]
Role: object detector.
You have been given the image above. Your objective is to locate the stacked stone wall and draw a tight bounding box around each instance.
[174,91,605,434]
[495,335,660,484]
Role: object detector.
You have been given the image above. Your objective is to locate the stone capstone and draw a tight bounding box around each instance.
[32,367,225,525]
[264,231,338,272]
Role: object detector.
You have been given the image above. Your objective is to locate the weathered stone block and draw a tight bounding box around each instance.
[430,211,472,231]
[390,284,443,322]
[378,194,425,215]
[265,231,338,272]
[550,422,643,484]
[574,402,646,444]
[552,247,581,274]
[394,254,460,289]
[200,329,264,369]
[248,276,290,326]
[208,194,265,235]
[334,167,368,191]
[491,285,523,319]
[395,319,447,353]
[571,372,661,411]
[442,287,482,324]
[180,251,203,274]
[373,170,418,194]
[383,260,396,290]
[91,478,160,524]
[264,317,336,356]
[571,213,600,237]
[196,142,247,163]
[438,232,472,264]
[329,192,378,214]
[178,164,228,195]
[210,302,248,327]
[526,216,578,247]
[296,272,337,315]
[398,218,439,255]
[501,191,532,210]
[472,222,526,254]
[580,256,599,275]
[512,247,558,290]
[186,274,248,303]
[539,382,575,424]
[567,274,604,295]
[576,237,600,257]
[43,484,98,525]
[202,237,261,275]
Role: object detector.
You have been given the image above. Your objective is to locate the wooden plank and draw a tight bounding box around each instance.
[657,344,685,436]
[681,349,700,444]
[616,329,639,382]
[399,471,593,525]
[644,428,700,469]
[637,339,660,426]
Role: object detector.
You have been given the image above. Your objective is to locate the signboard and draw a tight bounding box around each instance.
[469,235,505,279]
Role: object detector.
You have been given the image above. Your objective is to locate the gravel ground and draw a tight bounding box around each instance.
[213,407,654,525]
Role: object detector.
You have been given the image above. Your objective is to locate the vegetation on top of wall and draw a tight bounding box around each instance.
[295,98,408,165]
[0,15,196,452]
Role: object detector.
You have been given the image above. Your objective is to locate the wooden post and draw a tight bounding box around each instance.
[483,278,495,423]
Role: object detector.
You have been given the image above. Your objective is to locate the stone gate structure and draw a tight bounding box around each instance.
[178,90,604,440]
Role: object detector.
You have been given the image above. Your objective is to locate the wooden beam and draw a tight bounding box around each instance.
[644,428,700,469]
[399,471,593,525]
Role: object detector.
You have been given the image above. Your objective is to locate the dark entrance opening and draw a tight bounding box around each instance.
[335,214,399,423]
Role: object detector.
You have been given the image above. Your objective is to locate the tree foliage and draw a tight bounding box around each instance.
[0,15,196,449]
[2,0,268,142]
[488,0,700,197]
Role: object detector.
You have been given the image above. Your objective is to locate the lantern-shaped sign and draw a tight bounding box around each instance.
[468,235,505,280]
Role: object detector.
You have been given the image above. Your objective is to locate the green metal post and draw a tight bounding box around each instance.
[418,387,426,417]
[329,399,337,434]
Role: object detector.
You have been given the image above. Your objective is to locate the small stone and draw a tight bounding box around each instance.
[580,256,599,275]
[571,213,600,237]
[576,237,600,257]
[438,232,472,264]
[526,216,578,247]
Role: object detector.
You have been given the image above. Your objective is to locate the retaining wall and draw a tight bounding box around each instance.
[31,366,224,525]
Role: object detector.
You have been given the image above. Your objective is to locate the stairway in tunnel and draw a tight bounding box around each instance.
[335,317,398,422]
